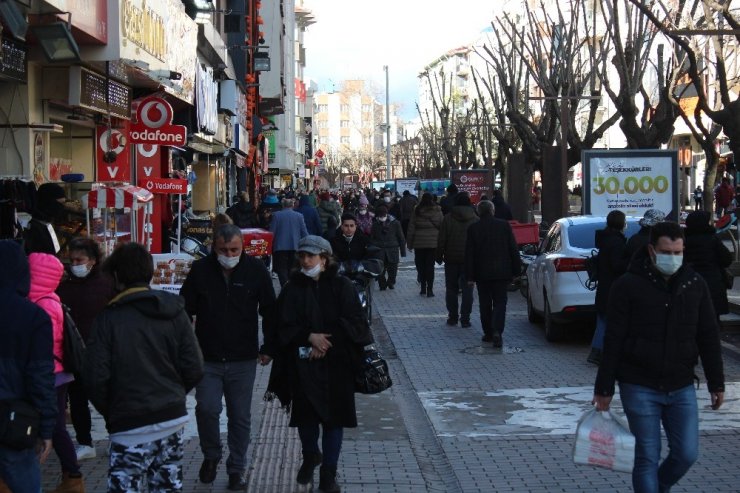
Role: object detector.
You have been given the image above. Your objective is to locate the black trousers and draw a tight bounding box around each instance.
[476,279,509,337]
[68,378,92,446]
[378,262,399,288]
[414,248,436,290]
[273,250,296,286]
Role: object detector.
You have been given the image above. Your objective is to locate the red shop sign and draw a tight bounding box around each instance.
[130,97,187,146]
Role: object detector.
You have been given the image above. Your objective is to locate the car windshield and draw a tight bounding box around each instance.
[568,221,640,249]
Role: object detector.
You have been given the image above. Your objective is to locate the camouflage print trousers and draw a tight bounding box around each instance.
[108,429,184,493]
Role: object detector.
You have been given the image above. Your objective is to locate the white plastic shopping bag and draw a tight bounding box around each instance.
[573,408,635,473]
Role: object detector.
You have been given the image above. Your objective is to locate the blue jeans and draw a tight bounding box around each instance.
[444,263,473,322]
[591,314,607,350]
[298,425,344,467]
[195,360,257,474]
[619,383,699,493]
[0,445,41,493]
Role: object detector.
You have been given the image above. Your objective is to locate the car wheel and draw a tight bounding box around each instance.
[544,295,563,342]
[527,287,542,323]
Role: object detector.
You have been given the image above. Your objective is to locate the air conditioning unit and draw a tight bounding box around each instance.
[218,80,237,116]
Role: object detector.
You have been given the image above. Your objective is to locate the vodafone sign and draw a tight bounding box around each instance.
[138,178,188,195]
[130,97,187,146]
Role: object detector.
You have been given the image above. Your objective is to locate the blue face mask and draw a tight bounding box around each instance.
[654,253,682,276]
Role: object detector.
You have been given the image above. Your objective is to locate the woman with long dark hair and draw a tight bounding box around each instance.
[266,235,373,492]
[406,192,443,296]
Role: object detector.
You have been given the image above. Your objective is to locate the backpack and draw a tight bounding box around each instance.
[584,249,599,291]
[41,297,86,374]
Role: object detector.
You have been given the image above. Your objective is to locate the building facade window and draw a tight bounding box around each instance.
[340,136,350,144]
[317,104,328,113]
[340,120,349,128]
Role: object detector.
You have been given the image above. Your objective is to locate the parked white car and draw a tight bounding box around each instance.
[525,215,641,341]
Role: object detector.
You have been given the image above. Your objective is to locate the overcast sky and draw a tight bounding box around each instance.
[303,1,495,121]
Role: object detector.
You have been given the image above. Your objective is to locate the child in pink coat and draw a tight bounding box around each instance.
[28,253,84,492]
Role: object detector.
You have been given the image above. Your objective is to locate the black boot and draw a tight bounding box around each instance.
[426,282,434,297]
[420,284,426,295]
[296,451,322,485]
[318,465,341,492]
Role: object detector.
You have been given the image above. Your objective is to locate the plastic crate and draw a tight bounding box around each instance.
[509,221,540,246]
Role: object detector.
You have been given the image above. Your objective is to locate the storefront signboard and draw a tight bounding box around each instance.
[45,0,107,43]
[582,149,679,221]
[130,96,187,146]
[138,177,187,195]
[96,123,131,181]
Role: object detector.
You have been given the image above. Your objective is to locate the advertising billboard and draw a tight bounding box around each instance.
[450,169,494,204]
[582,150,679,221]
[395,178,419,196]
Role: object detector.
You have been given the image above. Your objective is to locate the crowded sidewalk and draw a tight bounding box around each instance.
[41,254,740,492]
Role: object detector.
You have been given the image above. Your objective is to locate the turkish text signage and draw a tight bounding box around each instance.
[450,169,493,204]
[583,150,679,221]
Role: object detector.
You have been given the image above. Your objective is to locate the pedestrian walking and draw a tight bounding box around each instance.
[24,182,67,255]
[714,177,734,218]
[265,235,374,492]
[270,198,308,286]
[593,221,725,493]
[684,210,733,319]
[398,190,418,237]
[317,192,342,238]
[355,196,374,235]
[225,192,258,228]
[587,210,629,365]
[179,224,277,490]
[436,192,478,327]
[330,213,371,262]
[84,243,204,492]
[492,190,513,220]
[296,194,323,236]
[439,184,458,215]
[56,238,115,462]
[693,186,703,210]
[406,192,442,297]
[625,209,665,262]
[464,200,520,347]
[369,204,406,290]
[29,252,86,493]
[0,241,56,493]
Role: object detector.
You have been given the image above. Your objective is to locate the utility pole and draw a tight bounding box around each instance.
[384,65,391,181]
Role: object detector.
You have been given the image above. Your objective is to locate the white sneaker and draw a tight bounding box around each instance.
[76,445,96,460]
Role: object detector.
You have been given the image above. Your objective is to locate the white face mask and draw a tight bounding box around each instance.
[359,209,367,215]
[377,215,387,222]
[70,264,91,278]
[301,264,322,278]
[654,253,683,276]
[383,197,391,203]
[217,254,240,270]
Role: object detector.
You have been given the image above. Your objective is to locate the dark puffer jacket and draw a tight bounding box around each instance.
[436,205,478,264]
[684,231,732,315]
[594,257,724,397]
[83,288,204,433]
[406,205,442,249]
[594,228,628,315]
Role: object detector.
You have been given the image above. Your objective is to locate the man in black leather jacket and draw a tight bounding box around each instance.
[593,221,724,493]
[180,223,277,490]
[84,242,204,492]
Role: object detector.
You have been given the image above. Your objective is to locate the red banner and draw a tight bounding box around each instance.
[96,123,131,181]
[130,97,187,146]
[451,169,494,205]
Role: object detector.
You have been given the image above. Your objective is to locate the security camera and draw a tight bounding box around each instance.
[148,69,182,80]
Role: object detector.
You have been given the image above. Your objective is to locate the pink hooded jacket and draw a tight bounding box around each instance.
[28,253,65,374]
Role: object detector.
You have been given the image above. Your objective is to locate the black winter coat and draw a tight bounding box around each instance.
[625,226,650,261]
[84,288,204,433]
[370,216,406,264]
[57,267,116,341]
[594,258,724,397]
[267,268,373,427]
[464,215,521,282]
[330,231,371,262]
[594,228,628,315]
[684,231,732,315]
[180,253,277,361]
[225,201,258,228]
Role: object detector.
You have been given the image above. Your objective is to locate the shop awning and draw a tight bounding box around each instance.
[82,185,154,209]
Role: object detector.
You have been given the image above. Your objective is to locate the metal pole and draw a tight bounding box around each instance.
[384,65,391,180]
[561,99,569,217]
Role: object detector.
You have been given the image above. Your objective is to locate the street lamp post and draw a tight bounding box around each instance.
[384,65,391,180]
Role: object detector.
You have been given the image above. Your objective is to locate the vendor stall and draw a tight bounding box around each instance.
[81,185,154,256]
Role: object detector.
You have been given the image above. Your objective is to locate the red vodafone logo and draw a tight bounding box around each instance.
[130,96,187,146]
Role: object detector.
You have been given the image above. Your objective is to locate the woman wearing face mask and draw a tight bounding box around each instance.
[684,210,733,320]
[588,210,629,365]
[355,195,374,235]
[57,237,115,462]
[266,235,373,492]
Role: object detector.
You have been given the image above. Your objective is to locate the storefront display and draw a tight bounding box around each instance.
[241,228,273,257]
[150,253,194,294]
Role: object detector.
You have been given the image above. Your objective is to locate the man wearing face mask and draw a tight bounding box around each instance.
[56,237,115,461]
[180,224,277,490]
[593,221,725,493]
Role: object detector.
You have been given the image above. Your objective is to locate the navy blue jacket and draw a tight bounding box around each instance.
[0,240,56,440]
[295,195,323,236]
